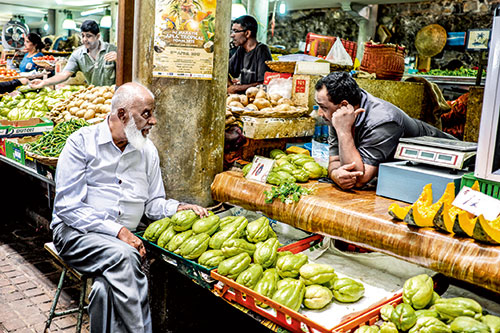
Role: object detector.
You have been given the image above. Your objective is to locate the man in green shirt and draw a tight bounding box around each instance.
[31,20,116,88]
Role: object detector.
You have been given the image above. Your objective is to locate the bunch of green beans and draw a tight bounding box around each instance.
[27,119,89,157]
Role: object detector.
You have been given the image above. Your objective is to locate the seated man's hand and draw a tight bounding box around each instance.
[227,84,241,95]
[331,162,364,190]
[117,227,146,258]
[29,79,45,89]
[177,203,209,218]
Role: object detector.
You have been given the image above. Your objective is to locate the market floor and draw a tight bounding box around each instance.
[0,215,89,333]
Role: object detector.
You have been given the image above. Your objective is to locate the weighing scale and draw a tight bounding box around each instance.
[376,136,477,203]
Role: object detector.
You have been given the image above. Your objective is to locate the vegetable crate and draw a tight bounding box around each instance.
[136,231,216,289]
[211,235,401,333]
[461,172,500,200]
[241,137,310,161]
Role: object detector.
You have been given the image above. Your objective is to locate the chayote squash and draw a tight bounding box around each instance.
[332,277,365,303]
[192,215,220,235]
[303,284,333,310]
[272,278,305,312]
[209,220,246,249]
[277,250,293,258]
[381,304,395,321]
[403,274,434,309]
[179,233,211,260]
[198,249,225,268]
[429,292,441,307]
[221,238,257,257]
[171,210,199,232]
[481,315,500,333]
[236,264,264,289]
[144,217,171,242]
[157,225,177,248]
[217,252,252,280]
[322,274,339,289]
[355,326,380,333]
[275,163,296,174]
[299,263,337,285]
[167,230,194,253]
[277,278,298,290]
[246,217,272,243]
[254,268,279,308]
[391,303,418,331]
[302,161,323,179]
[380,322,399,333]
[276,253,309,279]
[409,316,451,333]
[253,238,279,268]
[291,168,310,182]
[219,216,237,229]
[242,163,253,177]
[434,298,483,322]
[416,309,440,319]
[449,316,490,333]
[270,149,286,159]
[220,216,248,235]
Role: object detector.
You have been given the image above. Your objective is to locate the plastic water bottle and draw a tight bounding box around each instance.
[312,105,322,141]
[321,125,330,143]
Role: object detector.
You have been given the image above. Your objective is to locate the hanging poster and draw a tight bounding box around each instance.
[153,0,216,79]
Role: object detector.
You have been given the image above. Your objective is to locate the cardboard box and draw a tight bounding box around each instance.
[0,138,5,156]
[0,117,53,138]
[4,137,38,168]
[291,74,322,110]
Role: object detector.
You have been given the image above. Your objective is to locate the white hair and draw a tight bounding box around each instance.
[111,82,154,115]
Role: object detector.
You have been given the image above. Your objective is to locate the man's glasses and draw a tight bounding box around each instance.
[231,29,247,34]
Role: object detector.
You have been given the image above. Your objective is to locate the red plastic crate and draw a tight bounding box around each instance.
[305,32,357,62]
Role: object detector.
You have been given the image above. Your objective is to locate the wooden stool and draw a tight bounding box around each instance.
[44,242,89,333]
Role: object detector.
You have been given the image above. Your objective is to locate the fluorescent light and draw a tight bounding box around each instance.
[63,11,76,30]
[100,8,112,28]
[44,23,49,31]
[231,4,247,19]
[81,7,105,16]
[279,1,286,14]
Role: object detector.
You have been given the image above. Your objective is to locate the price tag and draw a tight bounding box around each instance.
[245,156,275,184]
[452,186,500,221]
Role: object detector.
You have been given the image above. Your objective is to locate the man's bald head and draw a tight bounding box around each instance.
[111,82,154,115]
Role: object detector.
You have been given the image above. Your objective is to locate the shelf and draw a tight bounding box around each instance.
[0,154,55,186]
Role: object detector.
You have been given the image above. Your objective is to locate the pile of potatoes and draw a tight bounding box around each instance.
[47,85,114,124]
[226,87,297,113]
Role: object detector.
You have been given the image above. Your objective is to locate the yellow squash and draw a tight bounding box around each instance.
[388,203,411,220]
[405,183,455,228]
[453,211,477,237]
[472,215,500,245]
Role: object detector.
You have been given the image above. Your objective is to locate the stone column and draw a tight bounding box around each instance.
[247,0,269,43]
[355,5,378,61]
[132,0,230,207]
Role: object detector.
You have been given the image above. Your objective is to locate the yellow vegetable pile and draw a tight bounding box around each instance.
[388,181,500,245]
[46,85,114,124]
[226,86,299,113]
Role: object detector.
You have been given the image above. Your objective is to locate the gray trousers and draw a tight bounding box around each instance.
[53,223,152,333]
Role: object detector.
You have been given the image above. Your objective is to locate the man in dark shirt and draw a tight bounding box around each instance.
[315,71,456,190]
[227,15,272,94]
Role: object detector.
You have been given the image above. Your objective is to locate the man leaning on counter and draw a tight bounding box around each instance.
[31,20,116,88]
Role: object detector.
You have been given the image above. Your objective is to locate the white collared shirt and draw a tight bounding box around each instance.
[51,119,179,235]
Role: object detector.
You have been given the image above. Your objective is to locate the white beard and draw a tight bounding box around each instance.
[124,116,148,150]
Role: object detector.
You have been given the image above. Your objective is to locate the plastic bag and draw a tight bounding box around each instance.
[267,77,293,99]
[326,38,353,66]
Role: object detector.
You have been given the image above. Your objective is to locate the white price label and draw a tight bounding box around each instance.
[245,156,275,184]
[452,186,500,221]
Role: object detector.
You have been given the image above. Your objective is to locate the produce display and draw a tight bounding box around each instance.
[143,211,365,312]
[226,87,301,113]
[388,182,500,245]
[26,119,89,157]
[47,85,114,124]
[354,274,500,333]
[417,67,486,77]
[0,68,19,79]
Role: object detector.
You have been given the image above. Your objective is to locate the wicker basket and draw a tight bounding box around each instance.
[266,61,352,74]
[229,105,310,118]
[25,150,58,167]
[360,42,406,81]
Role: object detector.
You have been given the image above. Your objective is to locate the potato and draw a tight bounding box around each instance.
[253,98,271,110]
[84,109,96,120]
[227,95,239,105]
[269,93,282,102]
[246,104,258,111]
[274,103,291,112]
[69,107,79,115]
[76,110,86,118]
[239,94,249,106]
[246,87,259,100]
[74,99,84,108]
[103,92,113,99]
[278,97,293,105]
[259,107,273,113]
[104,99,111,105]
[229,101,244,108]
[93,97,105,105]
[255,89,268,100]
[80,101,89,109]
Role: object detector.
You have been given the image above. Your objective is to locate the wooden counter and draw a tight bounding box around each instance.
[211,171,500,294]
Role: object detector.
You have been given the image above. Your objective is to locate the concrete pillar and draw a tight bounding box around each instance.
[247,0,269,43]
[133,0,229,207]
[356,5,378,61]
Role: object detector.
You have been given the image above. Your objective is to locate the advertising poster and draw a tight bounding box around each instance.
[153,0,216,80]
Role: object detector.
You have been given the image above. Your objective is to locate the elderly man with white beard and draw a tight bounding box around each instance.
[50,82,208,333]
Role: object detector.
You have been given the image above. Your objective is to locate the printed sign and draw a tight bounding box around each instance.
[452,186,500,221]
[245,156,275,184]
[153,0,216,79]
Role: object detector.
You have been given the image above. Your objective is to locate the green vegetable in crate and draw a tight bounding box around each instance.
[220,216,237,229]
[332,277,365,303]
[246,217,272,243]
[433,298,482,322]
[236,264,264,289]
[381,304,395,321]
[157,225,177,248]
[225,216,248,236]
[409,316,451,333]
[403,274,434,309]
[272,278,305,312]
[171,210,199,232]
[303,285,333,310]
[391,303,418,331]
[209,226,240,249]
[322,274,339,289]
[221,238,256,257]
[198,250,225,268]
[254,268,279,308]
[302,161,324,179]
[217,252,252,280]
[192,215,220,235]
[429,292,441,307]
[291,169,310,182]
[242,163,252,177]
[299,263,337,285]
[277,250,293,258]
[380,322,399,333]
[276,253,308,279]
[179,233,211,260]
[144,217,171,242]
[449,317,490,333]
[355,326,380,333]
[416,309,440,319]
[481,315,500,333]
[167,230,194,253]
[270,149,285,159]
[253,238,279,268]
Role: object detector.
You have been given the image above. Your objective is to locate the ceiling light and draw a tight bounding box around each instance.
[231,0,246,19]
[62,11,76,30]
[81,7,105,16]
[279,1,286,15]
[43,15,49,31]
[100,8,112,28]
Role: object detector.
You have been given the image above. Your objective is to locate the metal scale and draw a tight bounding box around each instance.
[376,136,477,203]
